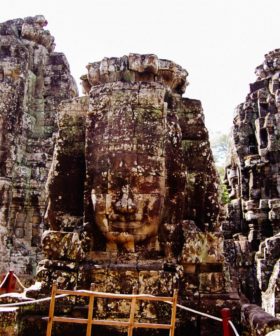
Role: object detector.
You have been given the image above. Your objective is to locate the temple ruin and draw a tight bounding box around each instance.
[0,15,77,282]
[0,15,280,336]
[35,52,236,336]
[224,49,280,321]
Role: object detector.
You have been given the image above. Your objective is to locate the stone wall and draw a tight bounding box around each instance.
[0,16,77,281]
[225,49,280,318]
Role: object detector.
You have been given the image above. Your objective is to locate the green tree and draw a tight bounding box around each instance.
[210,132,230,204]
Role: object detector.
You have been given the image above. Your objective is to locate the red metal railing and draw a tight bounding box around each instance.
[221,308,232,336]
[0,271,16,293]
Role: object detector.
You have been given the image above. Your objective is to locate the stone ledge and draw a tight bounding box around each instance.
[84,54,188,94]
[241,304,280,336]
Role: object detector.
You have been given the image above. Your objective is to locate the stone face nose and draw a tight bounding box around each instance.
[114,185,137,214]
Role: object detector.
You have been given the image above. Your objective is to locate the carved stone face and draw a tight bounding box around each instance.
[86,84,167,252]
[91,152,166,252]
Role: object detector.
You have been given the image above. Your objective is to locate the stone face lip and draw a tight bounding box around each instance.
[83,53,188,94]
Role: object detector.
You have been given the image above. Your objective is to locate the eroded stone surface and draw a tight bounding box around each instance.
[0,16,77,281]
[225,49,280,318]
[45,53,221,256]
[0,308,18,336]
[39,54,239,336]
[0,15,244,335]
[241,304,280,336]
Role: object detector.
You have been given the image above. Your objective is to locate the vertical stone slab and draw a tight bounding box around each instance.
[225,49,280,317]
[0,16,78,279]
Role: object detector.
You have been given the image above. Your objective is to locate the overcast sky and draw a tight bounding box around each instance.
[2,0,280,133]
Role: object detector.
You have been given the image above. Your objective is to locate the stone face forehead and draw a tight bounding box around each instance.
[88,81,168,154]
[87,81,169,188]
[85,53,189,94]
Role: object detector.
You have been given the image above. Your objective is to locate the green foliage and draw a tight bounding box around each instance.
[209,132,230,204]
[216,166,229,205]
[220,180,230,204]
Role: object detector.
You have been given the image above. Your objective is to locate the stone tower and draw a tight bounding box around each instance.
[37,54,239,336]
[225,49,280,318]
[0,16,77,280]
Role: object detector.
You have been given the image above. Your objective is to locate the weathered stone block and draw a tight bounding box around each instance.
[0,308,18,336]
[181,229,224,264]
[225,49,280,320]
[242,304,280,336]
[199,272,225,293]
[42,231,87,261]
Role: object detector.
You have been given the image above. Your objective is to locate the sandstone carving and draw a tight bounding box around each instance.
[3,14,280,336]
[45,54,220,254]
[0,16,77,280]
[225,49,280,318]
[37,54,235,335]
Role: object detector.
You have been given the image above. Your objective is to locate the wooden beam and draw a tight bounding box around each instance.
[169,289,178,336]
[133,322,171,330]
[55,288,173,302]
[86,283,95,336]
[46,283,57,336]
[127,286,137,336]
[45,285,177,336]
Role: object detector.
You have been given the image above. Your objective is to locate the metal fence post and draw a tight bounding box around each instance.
[7,271,15,293]
[221,308,232,336]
